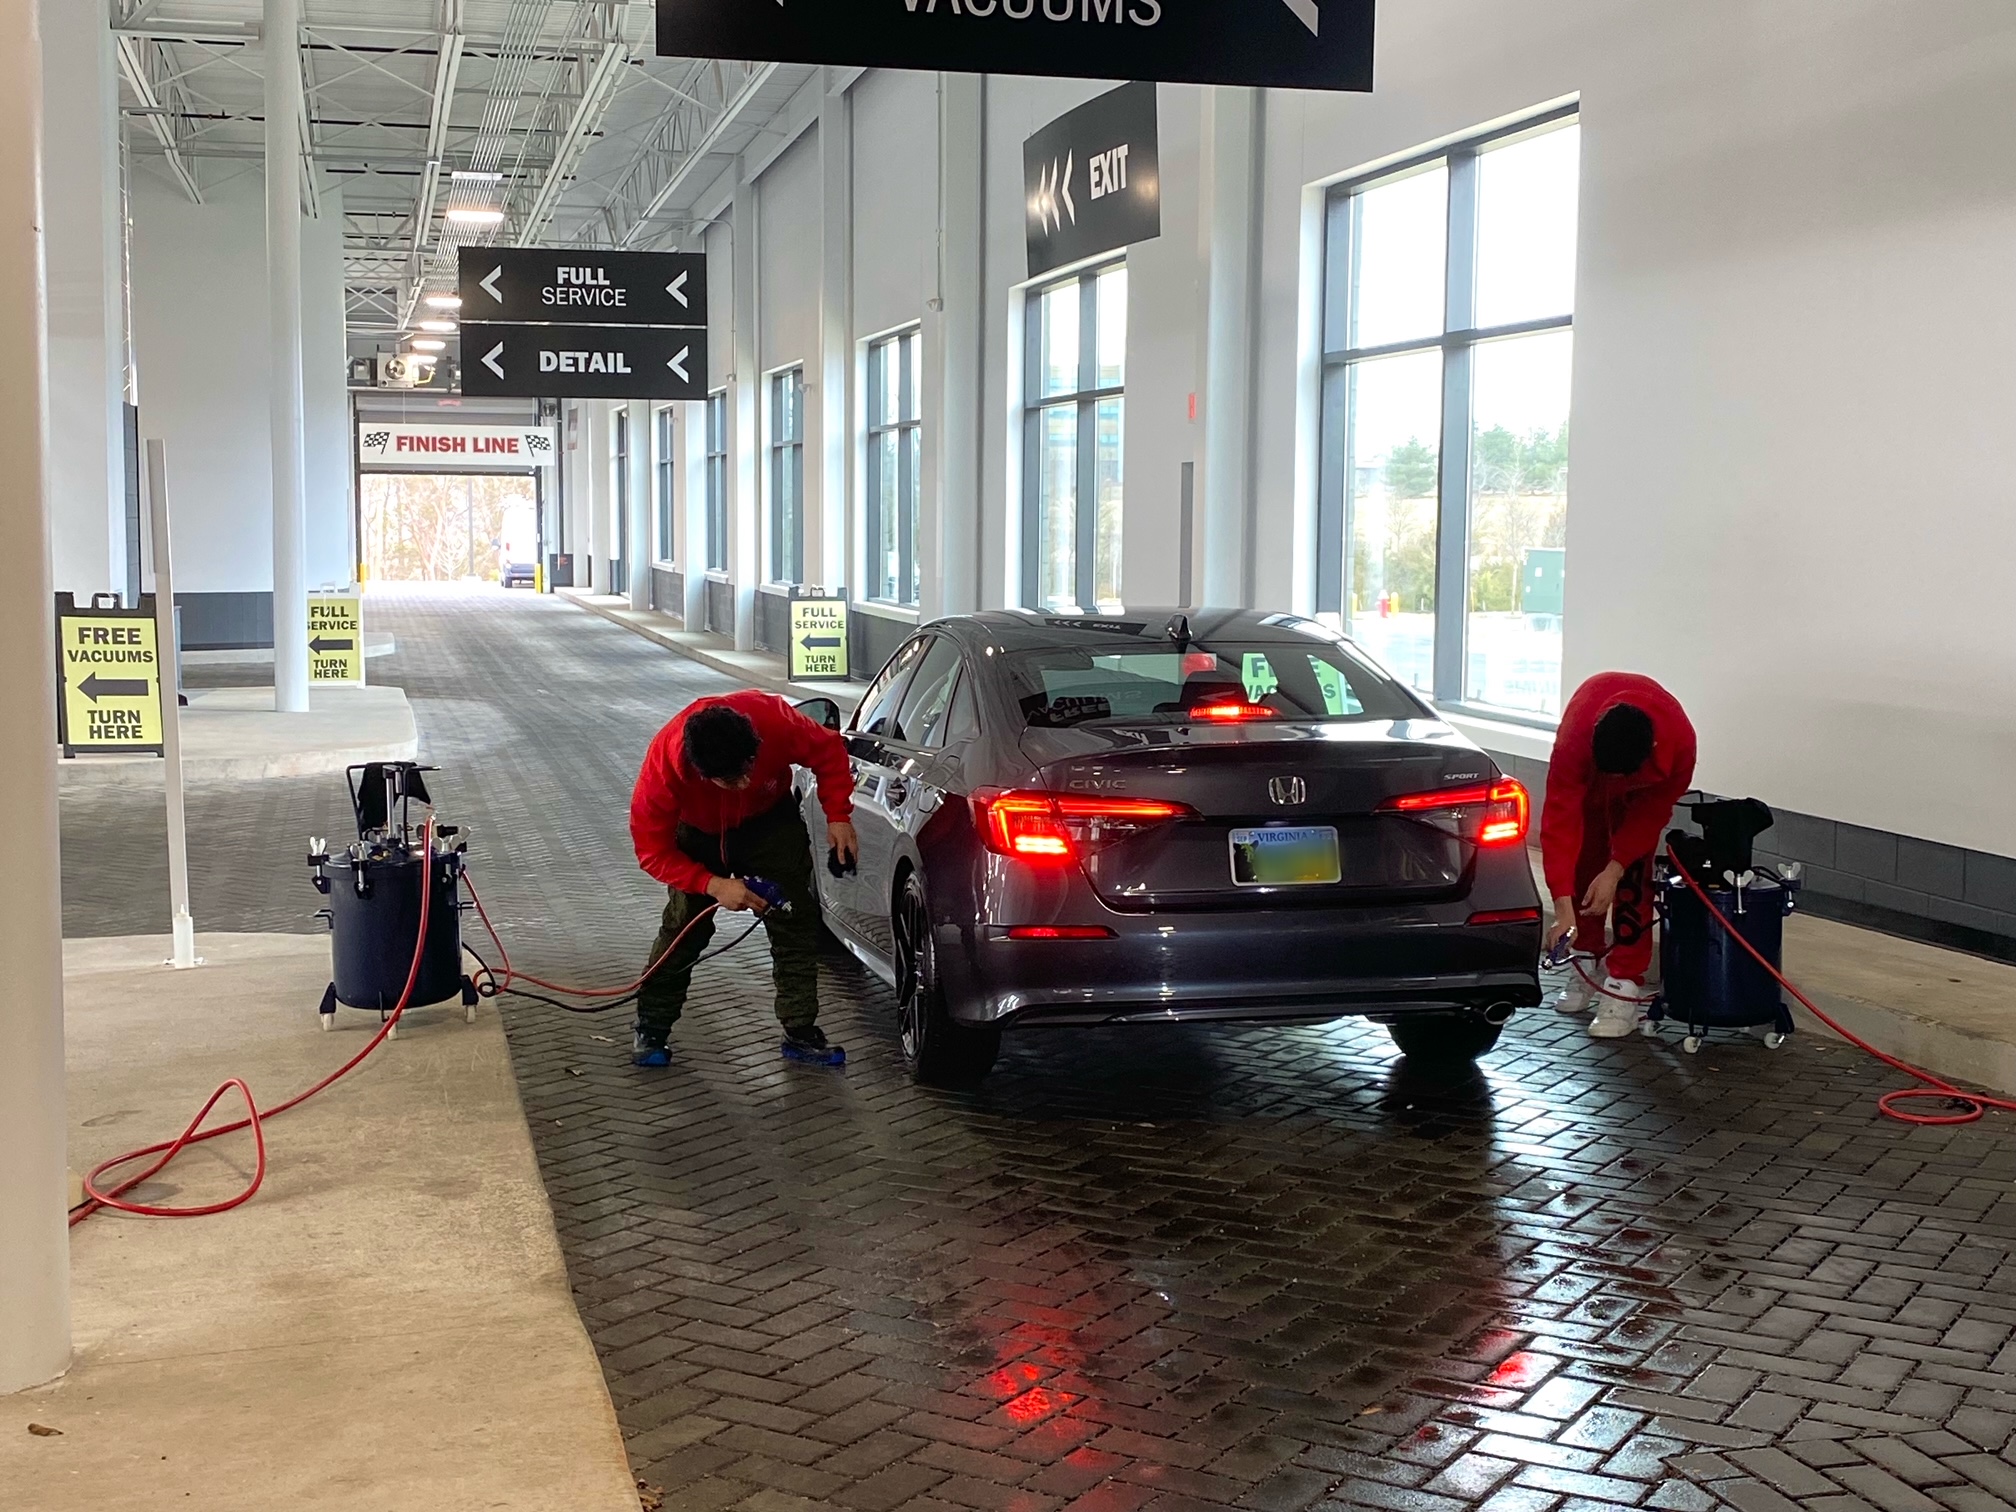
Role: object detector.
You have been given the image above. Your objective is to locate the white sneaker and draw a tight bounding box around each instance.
[1551,974,1599,1015]
[1589,979,1647,1038]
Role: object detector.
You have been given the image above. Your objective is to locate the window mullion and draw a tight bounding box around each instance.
[1433,150,1480,706]
[1076,273,1101,608]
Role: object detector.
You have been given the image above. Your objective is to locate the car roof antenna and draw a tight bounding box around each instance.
[1165,612,1191,649]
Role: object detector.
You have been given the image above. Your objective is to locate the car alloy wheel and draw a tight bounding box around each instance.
[894,879,929,1063]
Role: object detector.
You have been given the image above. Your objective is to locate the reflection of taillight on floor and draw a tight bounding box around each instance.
[975,791,1196,864]
[1378,777,1530,847]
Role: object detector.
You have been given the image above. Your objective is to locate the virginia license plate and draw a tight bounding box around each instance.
[1230,826,1342,887]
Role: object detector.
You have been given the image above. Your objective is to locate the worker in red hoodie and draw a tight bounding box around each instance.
[629,690,855,1066]
[1541,672,1697,1038]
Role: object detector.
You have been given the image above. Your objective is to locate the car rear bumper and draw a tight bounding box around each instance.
[940,910,1543,1028]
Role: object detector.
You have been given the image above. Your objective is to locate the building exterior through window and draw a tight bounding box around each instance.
[866,328,921,606]
[1023,262,1126,612]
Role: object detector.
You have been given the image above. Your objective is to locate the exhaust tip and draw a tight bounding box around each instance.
[1479,1002,1516,1026]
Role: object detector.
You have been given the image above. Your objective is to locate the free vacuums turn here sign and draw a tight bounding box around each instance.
[656,0,1375,93]
[57,607,164,756]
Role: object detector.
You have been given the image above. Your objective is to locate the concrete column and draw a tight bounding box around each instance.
[627,398,651,611]
[0,0,73,1396]
[730,179,760,650]
[1198,86,1263,609]
[265,0,309,710]
[920,72,983,620]
[583,403,607,588]
[39,0,125,604]
[816,77,852,597]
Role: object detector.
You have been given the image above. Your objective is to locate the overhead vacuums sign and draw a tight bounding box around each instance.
[1025,82,1160,279]
[656,0,1375,93]
[459,322,708,401]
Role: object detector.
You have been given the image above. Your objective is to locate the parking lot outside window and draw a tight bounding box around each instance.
[654,406,675,565]
[866,329,922,606]
[1023,262,1126,612]
[705,391,728,572]
[769,367,806,585]
[1318,110,1579,720]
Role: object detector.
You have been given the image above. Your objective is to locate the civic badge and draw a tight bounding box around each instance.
[1268,775,1307,807]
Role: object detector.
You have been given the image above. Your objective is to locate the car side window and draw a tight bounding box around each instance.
[937,672,981,748]
[890,637,963,746]
[853,638,928,737]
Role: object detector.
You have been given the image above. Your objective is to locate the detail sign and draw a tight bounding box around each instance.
[459,322,708,401]
[789,596,850,682]
[357,424,557,470]
[459,248,708,329]
[657,0,1376,93]
[57,604,163,756]
[1025,82,1161,278]
[308,596,364,685]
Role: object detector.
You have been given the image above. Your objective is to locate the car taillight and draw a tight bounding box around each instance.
[976,791,1195,863]
[1378,777,1530,847]
[1006,926,1118,940]
[1467,907,1542,926]
[1189,701,1277,723]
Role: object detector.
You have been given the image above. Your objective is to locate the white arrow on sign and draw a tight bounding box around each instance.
[1282,0,1319,35]
[480,265,504,304]
[668,270,689,307]
[482,341,506,380]
[668,346,691,383]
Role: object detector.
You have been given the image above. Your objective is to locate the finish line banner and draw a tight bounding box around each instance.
[358,424,557,471]
[656,0,1376,93]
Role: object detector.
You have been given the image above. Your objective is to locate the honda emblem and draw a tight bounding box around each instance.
[1268,775,1307,807]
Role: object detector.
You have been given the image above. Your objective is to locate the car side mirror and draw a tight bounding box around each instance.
[795,696,842,732]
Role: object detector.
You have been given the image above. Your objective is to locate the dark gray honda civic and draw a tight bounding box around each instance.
[795,609,1543,1087]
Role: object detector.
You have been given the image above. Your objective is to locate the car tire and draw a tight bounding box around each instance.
[1386,1011,1505,1065]
[893,870,999,1089]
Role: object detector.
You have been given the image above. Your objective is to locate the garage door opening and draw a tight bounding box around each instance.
[362,472,539,584]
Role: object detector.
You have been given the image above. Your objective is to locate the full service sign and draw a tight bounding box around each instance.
[460,248,707,328]
[358,424,557,470]
[460,322,708,401]
[309,597,364,685]
[657,0,1375,93]
[1025,82,1160,278]
[57,608,163,756]
[789,597,850,682]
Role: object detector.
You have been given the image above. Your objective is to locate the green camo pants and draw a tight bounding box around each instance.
[636,799,822,1037]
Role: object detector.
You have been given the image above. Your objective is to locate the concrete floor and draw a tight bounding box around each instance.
[0,933,638,1512]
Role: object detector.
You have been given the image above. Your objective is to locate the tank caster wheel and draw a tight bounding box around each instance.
[1682,1035,1701,1055]
[465,1003,479,1025]
[386,1020,399,1041]
[319,1014,335,1033]
[1763,1032,1785,1050]
[1639,1018,1661,1038]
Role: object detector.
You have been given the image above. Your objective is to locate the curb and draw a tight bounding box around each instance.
[559,591,862,710]
[1793,988,2016,1103]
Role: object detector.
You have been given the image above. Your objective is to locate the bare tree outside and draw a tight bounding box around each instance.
[362,473,538,583]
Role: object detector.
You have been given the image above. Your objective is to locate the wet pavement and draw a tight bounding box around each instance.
[61,588,2016,1512]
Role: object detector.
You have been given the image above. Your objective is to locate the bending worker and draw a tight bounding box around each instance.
[628,690,857,1067]
[1542,671,1697,1038]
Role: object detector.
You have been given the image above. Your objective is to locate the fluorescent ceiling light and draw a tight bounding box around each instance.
[450,171,503,182]
[445,207,504,225]
[410,338,448,352]
[424,293,462,310]
[419,319,458,333]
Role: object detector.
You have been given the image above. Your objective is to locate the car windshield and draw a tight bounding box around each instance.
[1005,640,1422,729]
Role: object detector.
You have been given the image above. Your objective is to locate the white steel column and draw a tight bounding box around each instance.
[0,0,73,1395]
[584,403,608,588]
[39,0,126,603]
[730,179,760,651]
[1198,86,1264,608]
[816,76,852,597]
[627,398,651,611]
[265,0,309,710]
[921,72,982,620]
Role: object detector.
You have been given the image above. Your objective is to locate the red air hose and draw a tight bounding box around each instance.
[461,871,718,1000]
[72,820,442,1226]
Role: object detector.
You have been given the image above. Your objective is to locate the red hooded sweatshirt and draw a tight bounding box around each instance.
[630,689,854,894]
[1541,672,1698,903]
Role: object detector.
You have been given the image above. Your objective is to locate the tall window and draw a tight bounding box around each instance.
[705,390,727,572]
[769,367,805,584]
[1319,110,1578,719]
[612,410,630,568]
[654,406,675,564]
[1023,263,1126,611]
[867,329,921,605]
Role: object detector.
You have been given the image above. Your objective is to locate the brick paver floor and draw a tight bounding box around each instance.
[62,588,2016,1512]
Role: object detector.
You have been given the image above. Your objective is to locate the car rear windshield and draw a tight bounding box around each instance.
[1006,640,1423,729]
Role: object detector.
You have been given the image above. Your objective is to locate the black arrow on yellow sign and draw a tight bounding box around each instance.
[311,636,356,654]
[79,674,150,700]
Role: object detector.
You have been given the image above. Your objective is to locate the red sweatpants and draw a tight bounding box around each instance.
[1572,798,1655,983]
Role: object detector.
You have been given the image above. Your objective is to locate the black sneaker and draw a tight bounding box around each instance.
[632,1022,671,1068]
[784,1025,829,1053]
[781,1024,846,1066]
